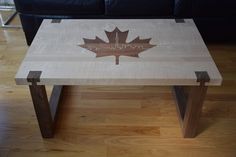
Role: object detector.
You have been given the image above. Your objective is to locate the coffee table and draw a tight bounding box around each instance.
[15,19,222,138]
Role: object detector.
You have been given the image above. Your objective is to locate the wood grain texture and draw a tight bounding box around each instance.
[172,71,210,137]
[172,86,187,120]
[182,85,208,137]
[49,85,63,121]
[28,81,63,137]
[15,19,222,86]
[28,84,54,138]
[1,16,236,156]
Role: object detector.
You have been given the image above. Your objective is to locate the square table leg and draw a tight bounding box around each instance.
[173,71,210,138]
[27,71,63,138]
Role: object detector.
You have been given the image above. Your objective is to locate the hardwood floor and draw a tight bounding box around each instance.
[0,16,236,156]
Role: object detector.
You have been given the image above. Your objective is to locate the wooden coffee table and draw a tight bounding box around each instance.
[15,19,222,138]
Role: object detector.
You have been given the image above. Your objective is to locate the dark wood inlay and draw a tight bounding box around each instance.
[27,71,42,83]
[195,71,210,85]
[175,19,185,23]
[51,19,61,23]
[79,27,156,65]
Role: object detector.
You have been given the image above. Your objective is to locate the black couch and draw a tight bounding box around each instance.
[14,0,236,45]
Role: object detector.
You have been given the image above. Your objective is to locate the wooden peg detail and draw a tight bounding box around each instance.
[51,19,61,23]
[175,19,185,23]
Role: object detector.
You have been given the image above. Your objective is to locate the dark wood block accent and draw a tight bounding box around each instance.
[175,19,185,23]
[27,71,42,83]
[195,71,210,84]
[51,19,61,23]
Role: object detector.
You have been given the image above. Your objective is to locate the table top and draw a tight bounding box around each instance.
[15,19,222,86]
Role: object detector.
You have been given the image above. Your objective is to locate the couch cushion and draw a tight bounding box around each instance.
[174,0,186,16]
[14,0,105,15]
[174,0,236,17]
[105,0,174,16]
[191,0,236,17]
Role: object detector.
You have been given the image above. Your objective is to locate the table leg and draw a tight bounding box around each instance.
[173,71,210,138]
[27,71,63,138]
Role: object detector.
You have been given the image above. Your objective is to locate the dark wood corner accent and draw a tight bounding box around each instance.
[27,71,63,138]
[195,71,210,85]
[175,19,185,23]
[172,71,210,138]
[27,71,42,84]
[79,27,156,65]
[51,19,61,23]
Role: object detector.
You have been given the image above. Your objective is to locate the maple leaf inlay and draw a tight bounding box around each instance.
[79,27,156,65]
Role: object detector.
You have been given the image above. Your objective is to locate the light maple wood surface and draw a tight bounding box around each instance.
[15,19,222,86]
[1,15,236,156]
